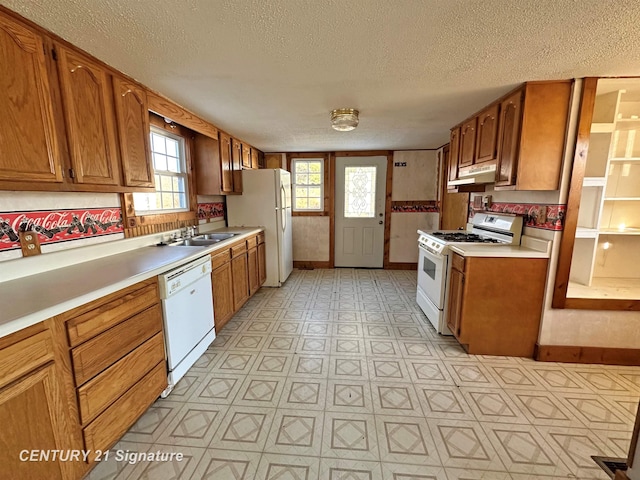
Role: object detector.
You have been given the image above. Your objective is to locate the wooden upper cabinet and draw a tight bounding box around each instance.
[459,118,477,168]
[495,90,523,187]
[231,138,243,192]
[475,104,499,164]
[195,132,222,196]
[251,148,259,169]
[112,77,154,188]
[0,12,63,183]
[57,44,121,186]
[219,132,234,194]
[241,144,252,169]
[448,129,460,183]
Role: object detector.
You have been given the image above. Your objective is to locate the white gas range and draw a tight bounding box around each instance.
[416,213,523,335]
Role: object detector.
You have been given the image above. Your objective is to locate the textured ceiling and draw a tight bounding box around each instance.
[4,0,640,152]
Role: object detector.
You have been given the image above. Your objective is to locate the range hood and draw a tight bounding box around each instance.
[448,163,497,186]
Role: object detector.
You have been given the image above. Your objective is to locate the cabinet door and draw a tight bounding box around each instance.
[446,267,464,339]
[258,241,267,286]
[448,127,461,182]
[495,90,523,186]
[231,253,249,311]
[231,138,243,193]
[459,118,477,168]
[251,149,259,169]
[219,132,234,194]
[194,133,222,195]
[57,45,121,186]
[212,262,234,332]
[112,77,154,188]
[0,363,73,480]
[0,13,63,183]
[475,104,499,164]
[248,246,259,295]
[241,144,252,169]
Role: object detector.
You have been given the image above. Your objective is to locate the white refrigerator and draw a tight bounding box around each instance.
[226,169,293,287]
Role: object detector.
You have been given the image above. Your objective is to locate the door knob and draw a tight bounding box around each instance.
[379,221,383,225]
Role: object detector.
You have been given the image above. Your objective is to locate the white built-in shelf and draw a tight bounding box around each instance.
[582,177,607,187]
[615,118,640,123]
[603,197,640,201]
[609,157,640,162]
[599,228,640,235]
[591,123,615,133]
[575,228,599,239]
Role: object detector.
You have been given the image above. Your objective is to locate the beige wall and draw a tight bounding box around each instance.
[391,150,438,200]
[389,150,439,263]
[389,212,438,263]
[292,216,330,262]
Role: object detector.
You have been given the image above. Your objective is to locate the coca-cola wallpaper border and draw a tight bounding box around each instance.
[197,202,225,220]
[476,202,566,230]
[0,208,123,251]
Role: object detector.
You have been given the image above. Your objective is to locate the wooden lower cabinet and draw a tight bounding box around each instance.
[231,251,250,311]
[447,253,548,357]
[55,278,167,467]
[0,324,84,480]
[212,261,234,332]
[248,246,259,295]
[212,232,265,332]
[258,240,267,286]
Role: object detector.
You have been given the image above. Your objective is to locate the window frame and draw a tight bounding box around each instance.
[291,158,325,212]
[286,153,330,217]
[133,126,190,215]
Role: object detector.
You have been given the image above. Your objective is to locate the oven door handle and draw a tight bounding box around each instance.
[419,244,442,260]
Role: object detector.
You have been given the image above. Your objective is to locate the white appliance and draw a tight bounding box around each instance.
[416,213,523,335]
[226,169,293,287]
[158,255,214,397]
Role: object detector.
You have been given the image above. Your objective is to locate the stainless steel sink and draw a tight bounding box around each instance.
[168,232,237,247]
[195,233,237,241]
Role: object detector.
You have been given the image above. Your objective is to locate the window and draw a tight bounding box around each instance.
[292,159,323,211]
[344,166,377,218]
[133,128,189,214]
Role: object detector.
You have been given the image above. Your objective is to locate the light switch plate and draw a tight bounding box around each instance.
[19,231,42,257]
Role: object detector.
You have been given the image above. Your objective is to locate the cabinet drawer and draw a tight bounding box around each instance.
[65,282,158,347]
[83,361,166,457]
[211,249,231,270]
[0,330,53,389]
[257,232,265,244]
[246,236,258,249]
[77,332,165,425]
[72,304,162,386]
[231,242,247,258]
[452,253,465,272]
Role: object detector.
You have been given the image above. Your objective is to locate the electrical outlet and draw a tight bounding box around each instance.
[19,231,42,257]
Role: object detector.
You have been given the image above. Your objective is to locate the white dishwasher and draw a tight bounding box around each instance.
[158,255,215,397]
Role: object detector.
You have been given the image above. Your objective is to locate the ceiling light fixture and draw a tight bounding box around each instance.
[331,108,359,131]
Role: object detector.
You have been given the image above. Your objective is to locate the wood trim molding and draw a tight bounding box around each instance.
[551,78,640,311]
[383,152,394,269]
[328,153,336,268]
[552,77,597,308]
[385,262,417,270]
[535,343,640,366]
[334,150,392,157]
[147,91,218,139]
[293,261,331,269]
[629,401,640,467]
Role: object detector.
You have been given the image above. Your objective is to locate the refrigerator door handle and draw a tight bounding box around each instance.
[281,185,287,232]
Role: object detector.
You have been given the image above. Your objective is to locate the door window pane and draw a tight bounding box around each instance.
[344,166,376,218]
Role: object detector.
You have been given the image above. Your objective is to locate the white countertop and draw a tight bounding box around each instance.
[0,227,262,338]
[449,236,552,259]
